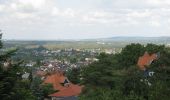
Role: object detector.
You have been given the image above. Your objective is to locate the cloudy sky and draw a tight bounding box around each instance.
[0,0,170,40]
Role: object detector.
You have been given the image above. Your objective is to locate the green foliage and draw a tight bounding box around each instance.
[31,77,56,100]
[31,76,43,99]
[0,57,35,100]
[80,87,145,100]
[41,83,56,98]
[10,87,36,100]
[0,36,36,100]
[70,57,77,63]
[0,48,17,61]
[118,43,145,68]
[145,44,165,54]
[148,81,170,100]
[123,67,149,99]
[67,68,81,84]
[81,59,116,88]
[80,43,170,100]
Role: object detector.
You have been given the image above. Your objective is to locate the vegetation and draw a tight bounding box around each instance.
[1,34,170,100]
[78,43,170,100]
[0,36,36,100]
[31,76,56,99]
[0,36,56,100]
[67,68,81,84]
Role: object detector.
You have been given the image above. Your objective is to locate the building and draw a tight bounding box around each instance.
[22,73,30,80]
[43,71,82,100]
[137,52,158,70]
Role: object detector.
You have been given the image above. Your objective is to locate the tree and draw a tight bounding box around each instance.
[67,67,81,84]
[70,57,77,64]
[81,53,121,89]
[41,83,56,98]
[31,76,56,100]
[145,44,165,54]
[31,76,43,100]
[118,43,145,68]
[0,32,36,100]
[80,43,170,100]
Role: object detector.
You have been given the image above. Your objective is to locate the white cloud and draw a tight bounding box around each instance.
[51,7,76,18]
[82,15,109,24]
[127,10,151,18]
[18,0,46,9]
[147,0,170,6]
[149,21,161,27]
[0,5,5,12]
[10,3,18,10]
[63,8,75,17]
[81,11,111,24]
[93,11,112,18]
[0,0,170,39]
[15,12,36,19]
[51,7,60,16]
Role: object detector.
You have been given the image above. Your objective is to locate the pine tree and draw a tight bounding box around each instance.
[0,31,35,100]
[80,43,170,100]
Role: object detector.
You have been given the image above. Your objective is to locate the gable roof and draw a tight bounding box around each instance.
[43,72,82,97]
[137,52,158,70]
[49,84,82,97]
[44,72,66,90]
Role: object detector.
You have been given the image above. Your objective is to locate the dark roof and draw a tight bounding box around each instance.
[60,96,78,100]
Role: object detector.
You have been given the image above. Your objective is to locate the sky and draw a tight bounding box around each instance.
[0,0,170,40]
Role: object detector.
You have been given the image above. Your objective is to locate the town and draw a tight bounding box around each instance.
[10,43,122,100]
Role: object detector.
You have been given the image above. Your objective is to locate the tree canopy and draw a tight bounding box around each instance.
[0,34,36,100]
[79,43,170,100]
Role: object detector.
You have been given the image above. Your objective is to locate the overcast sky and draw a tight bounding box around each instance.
[0,0,170,40]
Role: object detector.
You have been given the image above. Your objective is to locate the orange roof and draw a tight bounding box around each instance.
[44,72,66,90]
[44,72,82,97]
[137,52,158,70]
[49,84,82,97]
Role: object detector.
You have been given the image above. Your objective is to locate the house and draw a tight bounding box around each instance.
[22,73,30,80]
[50,96,78,100]
[137,52,159,70]
[137,52,160,86]
[36,71,47,77]
[44,71,82,100]
[48,64,53,68]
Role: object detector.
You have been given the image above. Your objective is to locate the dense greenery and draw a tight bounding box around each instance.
[67,68,81,84]
[31,76,56,100]
[0,36,56,100]
[79,43,170,100]
[0,37,36,100]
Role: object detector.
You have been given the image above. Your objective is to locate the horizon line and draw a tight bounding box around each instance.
[2,36,170,41]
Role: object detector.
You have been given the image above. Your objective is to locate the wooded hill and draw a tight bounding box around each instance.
[68,43,170,100]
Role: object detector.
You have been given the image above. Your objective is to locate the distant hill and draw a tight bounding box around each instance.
[2,36,170,50]
[95,36,170,44]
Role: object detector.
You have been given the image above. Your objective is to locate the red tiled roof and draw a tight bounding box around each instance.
[49,84,82,97]
[137,52,158,70]
[43,72,82,97]
[44,72,66,90]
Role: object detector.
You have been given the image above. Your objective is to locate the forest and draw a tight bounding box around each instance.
[69,43,170,100]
